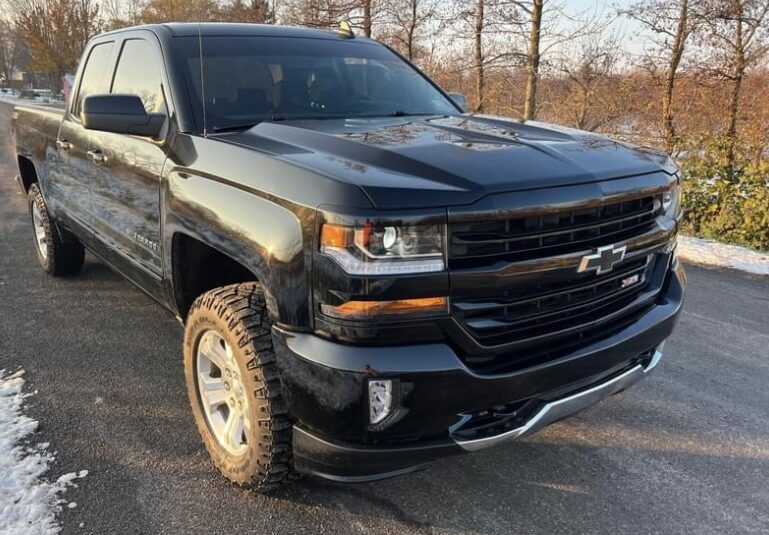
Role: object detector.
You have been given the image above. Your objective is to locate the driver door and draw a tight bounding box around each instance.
[87,35,170,292]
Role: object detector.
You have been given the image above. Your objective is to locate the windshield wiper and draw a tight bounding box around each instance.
[212,116,286,133]
[391,110,441,117]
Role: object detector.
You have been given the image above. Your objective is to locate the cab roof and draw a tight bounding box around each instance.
[101,22,366,41]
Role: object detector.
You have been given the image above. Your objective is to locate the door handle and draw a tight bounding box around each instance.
[87,149,106,164]
[56,139,71,151]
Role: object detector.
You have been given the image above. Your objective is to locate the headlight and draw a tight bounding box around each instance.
[662,183,681,218]
[320,223,445,275]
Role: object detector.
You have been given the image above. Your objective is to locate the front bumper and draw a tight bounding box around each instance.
[274,260,685,482]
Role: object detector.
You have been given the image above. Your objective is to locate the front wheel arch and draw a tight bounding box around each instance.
[170,232,279,321]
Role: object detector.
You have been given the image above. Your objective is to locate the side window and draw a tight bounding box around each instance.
[111,39,167,115]
[74,42,114,117]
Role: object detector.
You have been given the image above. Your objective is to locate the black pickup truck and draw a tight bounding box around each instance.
[12,23,685,490]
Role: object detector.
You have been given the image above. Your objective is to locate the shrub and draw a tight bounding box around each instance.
[679,135,769,252]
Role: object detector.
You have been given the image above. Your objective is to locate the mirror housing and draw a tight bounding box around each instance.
[81,94,165,139]
[447,92,468,113]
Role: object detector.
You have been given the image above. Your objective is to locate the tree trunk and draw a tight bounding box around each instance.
[726,68,744,180]
[407,0,417,60]
[661,0,688,154]
[474,0,484,112]
[577,84,589,130]
[363,0,372,37]
[726,8,745,181]
[523,0,543,121]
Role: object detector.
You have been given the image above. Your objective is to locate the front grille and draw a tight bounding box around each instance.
[447,191,672,372]
[449,194,661,267]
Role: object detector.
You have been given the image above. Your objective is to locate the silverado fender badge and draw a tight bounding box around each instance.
[577,244,627,275]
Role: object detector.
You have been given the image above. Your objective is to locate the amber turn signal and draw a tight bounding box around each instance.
[320,224,350,248]
[321,297,447,319]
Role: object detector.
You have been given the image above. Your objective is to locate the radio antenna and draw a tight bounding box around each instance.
[197,20,208,137]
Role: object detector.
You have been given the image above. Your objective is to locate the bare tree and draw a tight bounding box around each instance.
[442,0,522,113]
[623,0,701,153]
[700,0,769,177]
[101,0,144,28]
[140,0,218,22]
[503,1,607,121]
[217,0,274,23]
[381,0,440,61]
[0,20,24,86]
[280,0,358,28]
[554,29,621,131]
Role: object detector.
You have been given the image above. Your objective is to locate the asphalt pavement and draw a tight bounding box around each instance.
[2,102,768,535]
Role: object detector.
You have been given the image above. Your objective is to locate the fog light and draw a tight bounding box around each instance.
[369,379,393,425]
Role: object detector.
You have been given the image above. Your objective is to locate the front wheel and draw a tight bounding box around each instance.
[28,183,84,276]
[183,283,294,492]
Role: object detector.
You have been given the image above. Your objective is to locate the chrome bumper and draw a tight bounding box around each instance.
[452,347,663,452]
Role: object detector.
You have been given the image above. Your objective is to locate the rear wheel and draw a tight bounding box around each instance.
[183,282,294,492]
[28,183,84,276]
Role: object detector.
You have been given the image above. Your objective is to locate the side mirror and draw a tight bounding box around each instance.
[81,94,165,138]
[447,92,468,113]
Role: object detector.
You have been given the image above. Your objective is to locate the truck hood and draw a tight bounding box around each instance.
[226,115,675,209]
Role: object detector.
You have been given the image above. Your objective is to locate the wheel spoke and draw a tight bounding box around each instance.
[199,375,228,410]
[223,411,245,449]
[200,334,228,371]
[222,342,236,369]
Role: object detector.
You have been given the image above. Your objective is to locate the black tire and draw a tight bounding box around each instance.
[28,183,85,276]
[183,282,294,492]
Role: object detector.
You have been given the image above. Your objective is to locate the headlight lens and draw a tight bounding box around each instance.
[320,223,445,275]
[663,183,681,218]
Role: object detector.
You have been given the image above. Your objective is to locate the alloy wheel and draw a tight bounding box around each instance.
[195,330,251,455]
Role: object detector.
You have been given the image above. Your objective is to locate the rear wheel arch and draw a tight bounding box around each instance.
[17,155,38,193]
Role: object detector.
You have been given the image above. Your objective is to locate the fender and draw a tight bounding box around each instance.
[163,167,314,329]
[160,133,373,328]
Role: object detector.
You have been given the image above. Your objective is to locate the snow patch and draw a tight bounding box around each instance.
[678,236,769,276]
[0,369,87,535]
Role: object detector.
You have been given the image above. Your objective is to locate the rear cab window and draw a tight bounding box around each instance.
[111,39,168,116]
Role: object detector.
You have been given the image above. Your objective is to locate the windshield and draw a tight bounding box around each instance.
[175,35,459,132]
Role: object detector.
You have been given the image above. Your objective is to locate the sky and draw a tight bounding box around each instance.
[564,0,650,57]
